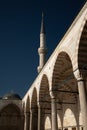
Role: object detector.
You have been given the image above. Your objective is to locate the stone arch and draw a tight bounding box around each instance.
[78,20,87,70]
[31,87,37,109]
[52,52,79,128]
[39,74,51,130]
[22,102,25,113]
[39,74,50,103]
[0,103,21,114]
[74,15,87,71]
[52,52,77,91]
[63,108,77,128]
[30,87,38,130]
[0,103,23,130]
[52,51,72,88]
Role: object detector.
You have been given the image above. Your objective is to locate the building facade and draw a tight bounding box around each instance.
[0,2,87,130]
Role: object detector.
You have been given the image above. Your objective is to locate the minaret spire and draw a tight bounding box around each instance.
[40,12,45,34]
[37,13,47,73]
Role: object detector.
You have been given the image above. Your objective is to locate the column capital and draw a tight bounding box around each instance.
[37,101,44,108]
[50,90,56,99]
[30,107,34,113]
[74,69,86,81]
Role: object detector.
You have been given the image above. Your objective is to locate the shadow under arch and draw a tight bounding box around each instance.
[39,74,51,130]
[22,102,25,113]
[31,87,37,109]
[52,51,73,89]
[52,51,78,95]
[39,74,50,102]
[52,51,79,129]
[24,96,30,130]
[26,96,30,112]
[0,103,23,130]
[30,87,38,130]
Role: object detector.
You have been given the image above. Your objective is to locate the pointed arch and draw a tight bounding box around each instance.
[52,52,77,96]
[73,14,87,71]
[0,103,23,130]
[63,108,77,127]
[52,52,73,87]
[39,74,50,102]
[30,87,38,130]
[39,74,51,115]
[0,103,21,114]
[31,87,37,108]
[78,20,87,70]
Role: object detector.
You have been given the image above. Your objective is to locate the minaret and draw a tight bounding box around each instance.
[37,13,47,73]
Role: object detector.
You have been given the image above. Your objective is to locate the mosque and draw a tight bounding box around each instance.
[0,2,87,130]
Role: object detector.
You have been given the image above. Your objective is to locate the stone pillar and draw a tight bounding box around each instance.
[78,78,87,130]
[50,91,58,130]
[74,70,87,130]
[38,104,44,130]
[24,112,30,130]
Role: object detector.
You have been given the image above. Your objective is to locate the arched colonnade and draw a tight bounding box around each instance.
[23,7,87,130]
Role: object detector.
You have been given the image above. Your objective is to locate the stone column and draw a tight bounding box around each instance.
[50,91,58,130]
[38,104,44,130]
[78,78,87,130]
[24,112,30,130]
[74,70,87,130]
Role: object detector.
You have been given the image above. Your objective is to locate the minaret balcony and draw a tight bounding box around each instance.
[38,47,47,54]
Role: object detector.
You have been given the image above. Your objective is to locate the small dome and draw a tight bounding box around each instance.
[3,93,21,100]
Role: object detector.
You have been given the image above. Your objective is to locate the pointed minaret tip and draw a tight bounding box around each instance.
[40,12,45,34]
[42,11,44,20]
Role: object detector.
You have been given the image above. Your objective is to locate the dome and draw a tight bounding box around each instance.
[3,93,21,100]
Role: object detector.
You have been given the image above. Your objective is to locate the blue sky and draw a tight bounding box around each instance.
[0,0,86,98]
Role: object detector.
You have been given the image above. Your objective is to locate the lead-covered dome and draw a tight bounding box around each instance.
[3,93,21,100]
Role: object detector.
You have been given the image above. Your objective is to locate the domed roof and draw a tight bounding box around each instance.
[3,93,21,100]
